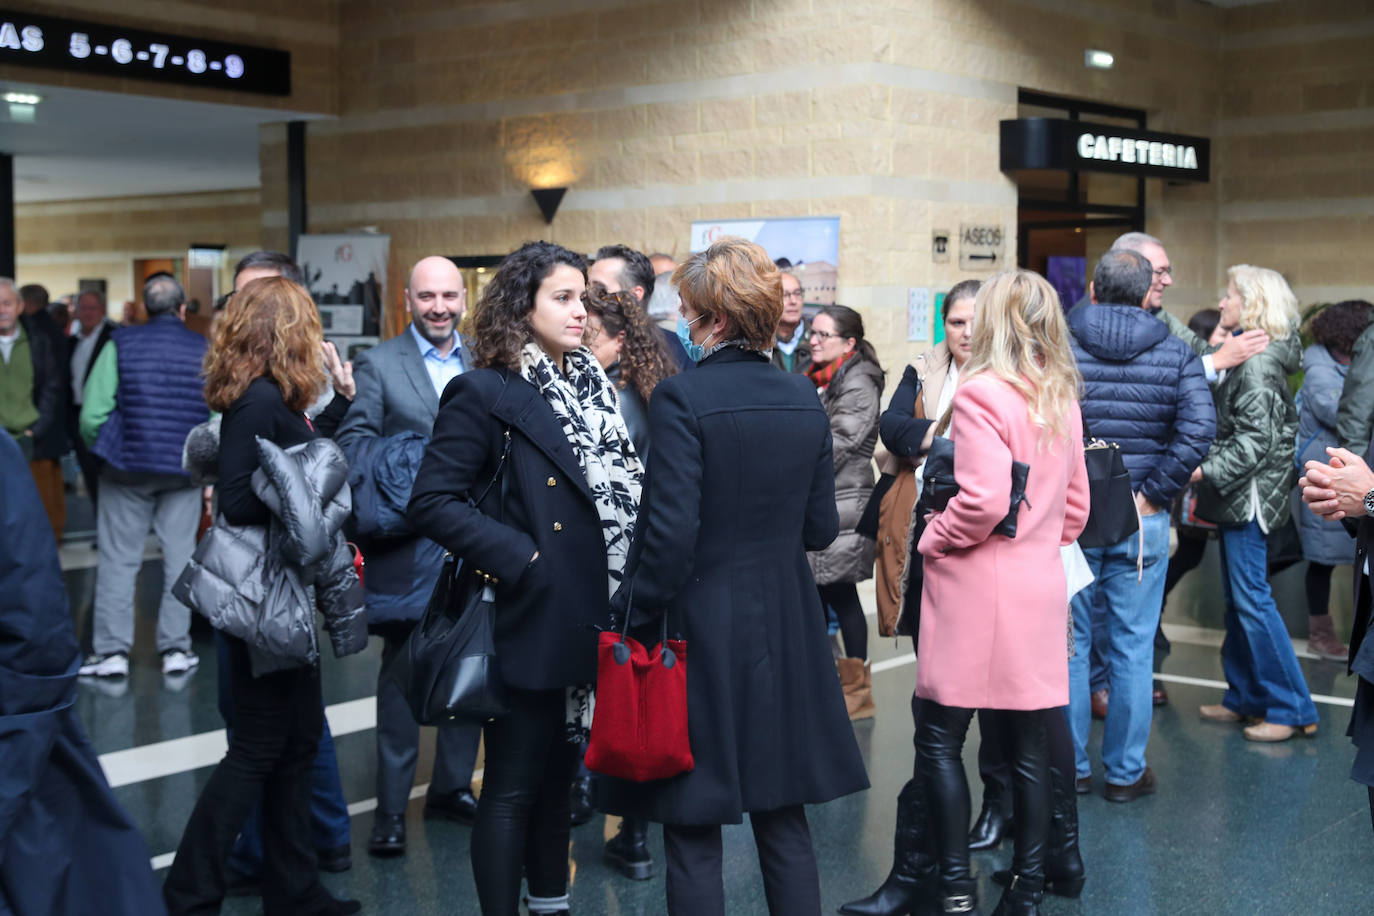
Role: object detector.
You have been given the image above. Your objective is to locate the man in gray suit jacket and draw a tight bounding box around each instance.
[336,255,481,857]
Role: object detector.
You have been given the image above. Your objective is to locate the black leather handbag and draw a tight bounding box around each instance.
[922,435,1031,538]
[384,430,512,726]
[1078,422,1139,549]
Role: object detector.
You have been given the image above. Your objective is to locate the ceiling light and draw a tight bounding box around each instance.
[4,92,42,105]
[1084,49,1114,70]
[8,103,35,123]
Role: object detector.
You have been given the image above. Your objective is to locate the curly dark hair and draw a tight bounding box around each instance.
[1309,299,1374,359]
[468,241,587,370]
[585,283,677,402]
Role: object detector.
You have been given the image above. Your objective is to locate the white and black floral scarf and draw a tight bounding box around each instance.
[520,343,644,739]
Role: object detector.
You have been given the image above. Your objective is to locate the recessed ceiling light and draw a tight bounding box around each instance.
[8,103,36,122]
[4,92,42,105]
[1084,49,1114,70]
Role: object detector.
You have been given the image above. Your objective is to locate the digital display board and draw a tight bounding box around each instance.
[0,9,290,96]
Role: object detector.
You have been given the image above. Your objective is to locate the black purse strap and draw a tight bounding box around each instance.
[615,578,675,665]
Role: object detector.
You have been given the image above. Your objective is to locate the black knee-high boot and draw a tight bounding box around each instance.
[969,709,1014,850]
[995,708,1084,898]
[987,710,1051,916]
[838,779,935,915]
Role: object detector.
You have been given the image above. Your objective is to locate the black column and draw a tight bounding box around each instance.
[287,121,307,260]
[0,154,13,279]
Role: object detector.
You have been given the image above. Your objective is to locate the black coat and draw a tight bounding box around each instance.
[599,346,869,825]
[407,368,611,691]
[0,432,165,915]
[1352,518,1374,685]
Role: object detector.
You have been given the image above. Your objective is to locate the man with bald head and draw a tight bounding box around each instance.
[336,255,481,857]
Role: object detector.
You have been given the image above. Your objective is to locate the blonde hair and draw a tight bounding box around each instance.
[962,269,1081,441]
[1228,264,1298,340]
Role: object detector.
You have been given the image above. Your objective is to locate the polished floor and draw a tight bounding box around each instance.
[60,524,1373,916]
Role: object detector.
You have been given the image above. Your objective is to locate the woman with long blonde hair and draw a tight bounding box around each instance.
[1172,265,1319,742]
[912,269,1090,916]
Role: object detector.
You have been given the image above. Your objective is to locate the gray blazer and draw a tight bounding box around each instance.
[336,325,446,447]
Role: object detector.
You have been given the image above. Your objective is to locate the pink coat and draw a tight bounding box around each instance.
[915,375,1089,711]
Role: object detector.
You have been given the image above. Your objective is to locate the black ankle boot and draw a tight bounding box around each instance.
[990,874,1043,915]
[967,797,1012,850]
[839,779,935,915]
[603,817,653,880]
[993,756,1085,898]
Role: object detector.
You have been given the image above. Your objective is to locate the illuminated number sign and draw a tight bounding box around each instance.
[0,9,290,96]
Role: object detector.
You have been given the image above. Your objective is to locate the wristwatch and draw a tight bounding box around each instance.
[1364,487,1374,517]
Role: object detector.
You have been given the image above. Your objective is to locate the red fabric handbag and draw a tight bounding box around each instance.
[585,606,693,783]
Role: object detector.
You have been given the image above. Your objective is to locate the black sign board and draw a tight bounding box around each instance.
[0,9,290,96]
[1000,118,1209,183]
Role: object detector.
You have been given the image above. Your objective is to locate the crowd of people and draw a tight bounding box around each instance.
[3,224,1374,916]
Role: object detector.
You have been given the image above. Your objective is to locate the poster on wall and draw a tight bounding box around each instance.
[297,233,389,350]
[690,217,839,308]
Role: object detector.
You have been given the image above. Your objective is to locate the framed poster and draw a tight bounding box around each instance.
[689,216,839,307]
[298,234,389,340]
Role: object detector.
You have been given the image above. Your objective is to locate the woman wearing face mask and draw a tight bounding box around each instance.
[602,237,868,915]
[803,305,885,718]
[583,283,678,456]
[407,241,642,916]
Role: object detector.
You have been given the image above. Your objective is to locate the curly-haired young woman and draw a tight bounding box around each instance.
[408,241,643,915]
[583,282,678,456]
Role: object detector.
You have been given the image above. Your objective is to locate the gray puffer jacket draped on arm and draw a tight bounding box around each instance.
[173,435,367,676]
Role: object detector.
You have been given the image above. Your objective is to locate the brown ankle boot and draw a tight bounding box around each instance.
[1308,615,1349,662]
[837,657,876,720]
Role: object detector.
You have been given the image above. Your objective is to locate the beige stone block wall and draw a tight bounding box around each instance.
[14,190,262,307]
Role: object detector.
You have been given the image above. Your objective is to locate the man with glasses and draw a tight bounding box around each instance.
[772,270,811,374]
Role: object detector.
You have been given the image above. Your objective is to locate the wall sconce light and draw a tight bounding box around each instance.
[531,187,567,224]
[1084,49,1114,70]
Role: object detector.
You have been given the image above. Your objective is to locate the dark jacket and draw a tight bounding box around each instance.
[598,346,869,826]
[1352,518,1374,684]
[1070,303,1216,510]
[93,314,209,477]
[407,368,612,691]
[606,362,650,457]
[771,330,812,375]
[0,432,166,915]
[343,431,445,626]
[1338,322,1374,453]
[15,314,64,460]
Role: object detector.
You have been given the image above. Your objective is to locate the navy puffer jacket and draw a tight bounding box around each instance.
[1069,303,1216,509]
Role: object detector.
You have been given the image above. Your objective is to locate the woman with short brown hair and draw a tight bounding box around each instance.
[600,236,868,915]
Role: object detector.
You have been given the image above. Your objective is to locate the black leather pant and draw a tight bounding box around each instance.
[916,702,1054,890]
[472,687,579,915]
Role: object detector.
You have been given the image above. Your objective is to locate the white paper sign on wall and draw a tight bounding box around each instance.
[907,287,931,342]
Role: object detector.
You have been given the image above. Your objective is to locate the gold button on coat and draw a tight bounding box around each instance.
[547,477,557,486]
[553,522,563,531]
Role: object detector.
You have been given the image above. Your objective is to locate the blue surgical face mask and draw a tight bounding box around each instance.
[677,313,715,363]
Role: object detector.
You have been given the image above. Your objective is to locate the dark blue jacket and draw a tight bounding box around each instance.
[94,314,208,477]
[0,432,166,914]
[1069,303,1216,509]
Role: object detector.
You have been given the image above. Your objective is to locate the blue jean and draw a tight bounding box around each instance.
[1068,511,1171,785]
[1217,519,1318,726]
[215,633,352,874]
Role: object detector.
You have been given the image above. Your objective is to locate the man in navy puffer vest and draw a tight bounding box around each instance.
[1066,249,1216,803]
[78,274,209,679]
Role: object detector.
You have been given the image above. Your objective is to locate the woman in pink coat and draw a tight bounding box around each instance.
[914,269,1090,916]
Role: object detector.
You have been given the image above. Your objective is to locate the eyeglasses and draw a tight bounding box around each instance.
[1153,266,1173,278]
[808,329,841,341]
[783,290,805,301]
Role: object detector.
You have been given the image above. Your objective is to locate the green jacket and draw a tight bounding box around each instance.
[1161,312,1300,529]
[1337,322,1374,453]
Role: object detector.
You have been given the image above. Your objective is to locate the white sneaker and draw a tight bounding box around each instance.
[79,652,129,677]
[161,650,201,675]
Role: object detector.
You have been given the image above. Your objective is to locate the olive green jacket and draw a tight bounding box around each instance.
[1161,311,1300,529]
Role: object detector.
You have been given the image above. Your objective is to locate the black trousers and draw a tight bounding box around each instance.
[163,635,328,915]
[818,581,868,660]
[917,702,1054,890]
[472,687,579,916]
[376,624,482,814]
[973,706,1076,818]
[663,805,821,915]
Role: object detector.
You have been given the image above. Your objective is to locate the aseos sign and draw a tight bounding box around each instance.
[999,118,1210,183]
